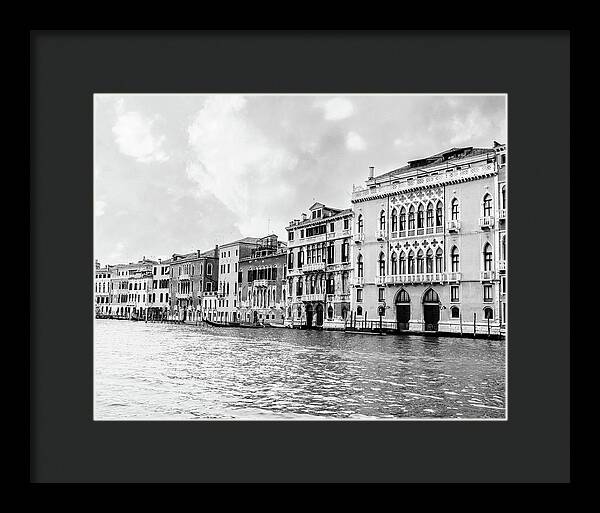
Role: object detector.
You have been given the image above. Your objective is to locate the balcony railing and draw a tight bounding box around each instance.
[178,273,191,280]
[480,270,496,281]
[479,216,495,229]
[354,232,365,243]
[377,230,387,241]
[334,293,350,302]
[352,277,365,287]
[176,292,192,299]
[253,279,275,287]
[498,209,506,220]
[446,272,462,283]
[341,228,352,237]
[447,220,461,233]
[498,260,506,272]
[287,268,302,277]
[376,275,386,285]
[302,293,325,302]
[326,261,351,272]
[303,262,326,272]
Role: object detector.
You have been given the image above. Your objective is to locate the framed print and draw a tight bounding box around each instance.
[30,30,570,483]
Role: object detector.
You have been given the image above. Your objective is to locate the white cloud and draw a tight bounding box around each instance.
[320,97,355,121]
[187,95,298,235]
[346,131,366,151]
[448,110,493,146]
[108,242,125,262]
[95,200,106,217]
[112,100,169,163]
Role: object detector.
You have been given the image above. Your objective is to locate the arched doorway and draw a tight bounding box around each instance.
[395,289,410,331]
[422,288,440,331]
[306,303,314,328]
[315,303,324,327]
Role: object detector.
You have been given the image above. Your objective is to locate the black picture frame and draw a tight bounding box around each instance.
[30,30,570,483]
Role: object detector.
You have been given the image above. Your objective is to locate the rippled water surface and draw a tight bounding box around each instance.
[94,319,506,420]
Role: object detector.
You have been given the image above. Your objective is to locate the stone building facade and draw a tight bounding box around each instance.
[284,203,353,329]
[169,247,219,322]
[216,237,259,323]
[350,143,507,336]
[94,261,113,315]
[238,235,287,325]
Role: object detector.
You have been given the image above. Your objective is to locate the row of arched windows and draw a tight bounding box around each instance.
[356,191,502,234]
[356,242,495,276]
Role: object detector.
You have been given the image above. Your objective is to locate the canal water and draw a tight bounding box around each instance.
[94,319,506,420]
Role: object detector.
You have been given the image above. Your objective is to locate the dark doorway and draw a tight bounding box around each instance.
[395,289,410,331]
[253,311,258,323]
[423,288,440,331]
[315,303,324,327]
[306,304,313,328]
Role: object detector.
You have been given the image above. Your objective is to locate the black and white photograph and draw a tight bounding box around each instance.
[93,93,508,421]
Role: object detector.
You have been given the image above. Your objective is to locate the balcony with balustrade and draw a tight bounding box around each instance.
[354,232,365,243]
[479,216,495,229]
[352,277,365,287]
[480,270,496,281]
[253,279,275,287]
[498,209,506,221]
[377,230,387,241]
[178,273,191,280]
[446,272,462,283]
[447,220,461,233]
[498,260,506,273]
[376,275,386,285]
[302,293,325,302]
[303,262,326,272]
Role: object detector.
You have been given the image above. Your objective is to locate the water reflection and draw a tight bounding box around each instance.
[94,320,506,420]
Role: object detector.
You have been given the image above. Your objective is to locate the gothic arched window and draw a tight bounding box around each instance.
[483,243,493,271]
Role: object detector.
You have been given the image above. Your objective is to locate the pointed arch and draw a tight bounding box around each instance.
[426,202,434,228]
[451,197,460,220]
[482,193,493,217]
[483,242,493,271]
[422,288,440,304]
[378,251,386,276]
[391,208,398,232]
[399,206,407,231]
[436,200,443,226]
[451,245,460,272]
[395,288,410,304]
[391,251,398,275]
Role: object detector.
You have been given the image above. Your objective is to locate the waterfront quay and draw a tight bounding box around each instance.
[94,319,506,420]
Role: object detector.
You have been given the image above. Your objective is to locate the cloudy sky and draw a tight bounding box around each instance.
[94,94,506,265]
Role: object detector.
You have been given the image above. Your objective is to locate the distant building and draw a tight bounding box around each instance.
[238,235,287,324]
[216,237,260,322]
[350,143,507,336]
[170,247,219,322]
[94,260,113,315]
[284,202,354,329]
[147,258,171,320]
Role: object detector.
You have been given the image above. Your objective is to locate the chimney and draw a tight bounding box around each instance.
[214,244,219,258]
[368,166,375,179]
[301,213,307,221]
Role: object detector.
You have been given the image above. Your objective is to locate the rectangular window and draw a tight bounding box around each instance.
[484,284,493,302]
[378,288,385,302]
[289,231,294,241]
[501,276,507,294]
[450,286,459,302]
[344,218,349,230]
[356,288,363,303]
[300,229,304,238]
[330,222,335,232]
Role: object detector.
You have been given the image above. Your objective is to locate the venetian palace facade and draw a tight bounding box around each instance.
[284,203,354,329]
[350,143,507,336]
[238,235,287,324]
